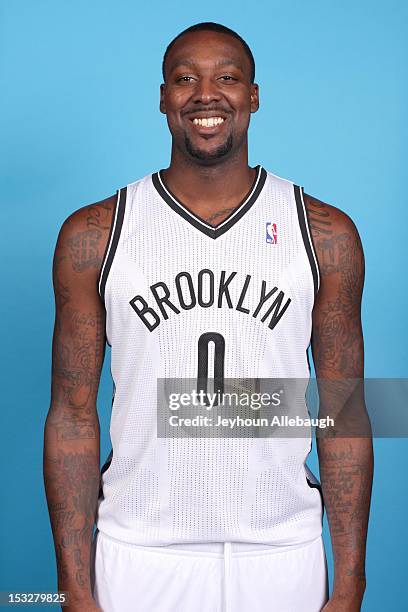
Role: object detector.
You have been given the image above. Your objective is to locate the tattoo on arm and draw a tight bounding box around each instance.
[304,194,373,596]
[52,307,104,414]
[305,195,364,378]
[44,200,114,597]
[86,203,113,231]
[68,230,103,272]
[305,195,333,237]
[46,450,100,589]
[317,441,372,582]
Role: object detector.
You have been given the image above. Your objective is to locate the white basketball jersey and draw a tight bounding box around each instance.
[96,165,323,546]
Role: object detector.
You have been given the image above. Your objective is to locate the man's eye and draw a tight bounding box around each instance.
[220,75,236,81]
[177,76,194,82]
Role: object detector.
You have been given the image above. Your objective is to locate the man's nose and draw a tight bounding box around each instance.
[191,77,221,104]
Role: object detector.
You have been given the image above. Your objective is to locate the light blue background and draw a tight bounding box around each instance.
[1,0,407,609]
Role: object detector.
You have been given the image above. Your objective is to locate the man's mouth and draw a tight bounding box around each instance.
[187,115,227,135]
[191,116,225,128]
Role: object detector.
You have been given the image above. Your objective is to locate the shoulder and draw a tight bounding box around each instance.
[55,193,117,274]
[303,192,364,278]
[58,194,117,242]
[303,192,361,241]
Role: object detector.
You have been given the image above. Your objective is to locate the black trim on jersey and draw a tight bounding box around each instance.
[306,347,312,374]
[151,165,268,239]
[97,189,119,299]
[98,449,113,499]
[305,464,325,515]
[101,449,113,475]
[294,184,319,296]
[98,187,127,302]
[306,476,325,515]
[306,476,322,493]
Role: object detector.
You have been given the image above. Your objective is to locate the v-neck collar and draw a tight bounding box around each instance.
[151,165,268,239]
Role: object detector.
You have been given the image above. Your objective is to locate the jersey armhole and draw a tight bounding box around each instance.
[98,186,127,303]
[293,184,320,297]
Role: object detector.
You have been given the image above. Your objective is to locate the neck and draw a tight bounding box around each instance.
[161,145,256,213]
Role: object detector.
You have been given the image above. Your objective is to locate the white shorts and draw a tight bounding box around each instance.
[91,530,328,612]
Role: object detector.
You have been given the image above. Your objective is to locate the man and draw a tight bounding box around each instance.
[43,22,373,612]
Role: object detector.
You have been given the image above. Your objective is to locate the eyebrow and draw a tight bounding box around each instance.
[169,58,244,72]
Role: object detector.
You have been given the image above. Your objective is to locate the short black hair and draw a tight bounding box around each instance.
[162,22,255,84]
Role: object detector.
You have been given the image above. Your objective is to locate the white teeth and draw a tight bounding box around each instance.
[192,117,225,127]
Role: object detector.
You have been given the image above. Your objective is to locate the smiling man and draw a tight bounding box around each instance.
[44,22,373,612]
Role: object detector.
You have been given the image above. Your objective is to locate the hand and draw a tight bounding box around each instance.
[321,572,366,612]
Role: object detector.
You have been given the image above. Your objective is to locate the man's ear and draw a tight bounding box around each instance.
[160,83,166,114]
[250,83,259,113]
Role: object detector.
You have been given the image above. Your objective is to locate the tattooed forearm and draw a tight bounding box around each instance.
[318,438,373,590]
[44,445,100,593]
[45,407,101,598]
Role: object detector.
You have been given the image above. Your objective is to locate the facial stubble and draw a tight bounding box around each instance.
[184,132,234,161]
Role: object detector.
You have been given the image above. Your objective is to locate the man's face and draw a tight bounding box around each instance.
[160,30,259,163]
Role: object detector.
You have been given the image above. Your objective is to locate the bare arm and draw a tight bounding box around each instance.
[43,198,115,610]
[305,194,374,611]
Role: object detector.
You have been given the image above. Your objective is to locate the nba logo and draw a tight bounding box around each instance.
[266,222,278,244]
